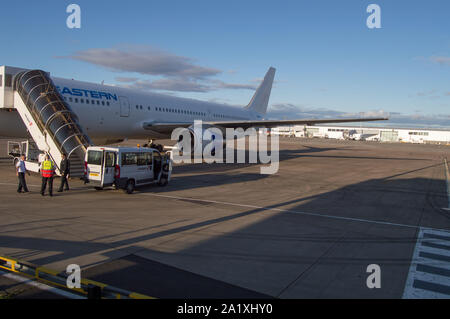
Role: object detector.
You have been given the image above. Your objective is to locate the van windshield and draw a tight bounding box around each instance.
[87,150,102,165]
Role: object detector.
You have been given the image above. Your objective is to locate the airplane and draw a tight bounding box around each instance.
[0,66,387,147]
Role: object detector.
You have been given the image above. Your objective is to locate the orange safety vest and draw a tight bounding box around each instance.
[41,160,54,178]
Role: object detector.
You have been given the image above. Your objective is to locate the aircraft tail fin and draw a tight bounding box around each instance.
[245,67,276,115]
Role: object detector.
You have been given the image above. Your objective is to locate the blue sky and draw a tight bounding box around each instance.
[1,0,449,127]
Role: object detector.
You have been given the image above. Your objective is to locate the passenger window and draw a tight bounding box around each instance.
[105,152,116,167]
[121,152,137,165]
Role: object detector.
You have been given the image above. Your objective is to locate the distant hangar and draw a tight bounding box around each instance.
[272,125,450,144]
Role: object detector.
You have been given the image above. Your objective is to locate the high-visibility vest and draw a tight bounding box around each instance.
[41,160,54,178]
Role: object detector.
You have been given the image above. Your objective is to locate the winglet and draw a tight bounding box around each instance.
[245,67,276,115]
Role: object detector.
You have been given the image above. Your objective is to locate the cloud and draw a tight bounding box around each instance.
[414,89,441,100]
[268,103,346,119]
[409,89,449,100]
[62,45,260,93]
[67,46,220,79]
[416,89,437,97]
[214,80,257,90]
[115,77,139,83]
[126,78,211,93]
[121,78,257,93]
[267,104,450,128]
[430,56,450,66]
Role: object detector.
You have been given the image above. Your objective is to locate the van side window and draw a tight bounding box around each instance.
[137,152,147,166]
[121,152,137,165]
[105,152,116,167]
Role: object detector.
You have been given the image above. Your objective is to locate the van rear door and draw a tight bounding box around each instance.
[86,149,103,185]
[102,151,117,186]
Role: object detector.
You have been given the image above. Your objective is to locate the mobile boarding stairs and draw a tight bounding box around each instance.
[0,66,91,177]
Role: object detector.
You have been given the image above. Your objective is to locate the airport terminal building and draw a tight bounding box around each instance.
[273,125,450,144]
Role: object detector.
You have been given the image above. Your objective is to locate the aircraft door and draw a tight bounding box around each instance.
[119,96,130,117]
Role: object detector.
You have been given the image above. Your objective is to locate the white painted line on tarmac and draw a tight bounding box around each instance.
[0,180,447,232]
[444,159,450,211]
[139,193,449,232]
[403,228,450,299]
[0,270,85,299]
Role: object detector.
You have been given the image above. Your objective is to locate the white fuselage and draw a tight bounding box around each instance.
[0,76,262,144]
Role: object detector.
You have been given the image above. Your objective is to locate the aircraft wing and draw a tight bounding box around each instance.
[206,117,388,130]
[143,117,388,134]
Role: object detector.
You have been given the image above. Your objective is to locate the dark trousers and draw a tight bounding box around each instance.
[41,176,53,195]
[59,174,69,191]
[17,173,29,192]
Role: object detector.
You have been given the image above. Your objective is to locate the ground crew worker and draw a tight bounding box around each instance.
[58,153,70,192]
[40,154,55,196]
[16,154,30,193]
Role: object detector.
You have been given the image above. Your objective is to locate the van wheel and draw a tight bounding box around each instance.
[94,187,103,191]
[125,180,135,194]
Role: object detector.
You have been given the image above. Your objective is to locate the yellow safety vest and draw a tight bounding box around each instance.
[41,160,54,177]
[42,161,53,170]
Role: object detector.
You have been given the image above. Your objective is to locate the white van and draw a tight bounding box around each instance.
[84,146,172,194]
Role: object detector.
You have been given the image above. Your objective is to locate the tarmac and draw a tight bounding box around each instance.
[0,137,449,298]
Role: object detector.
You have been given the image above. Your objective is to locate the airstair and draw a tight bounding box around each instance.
[11,69,92,177]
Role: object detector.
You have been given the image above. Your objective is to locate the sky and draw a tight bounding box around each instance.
[0,0,449,128]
